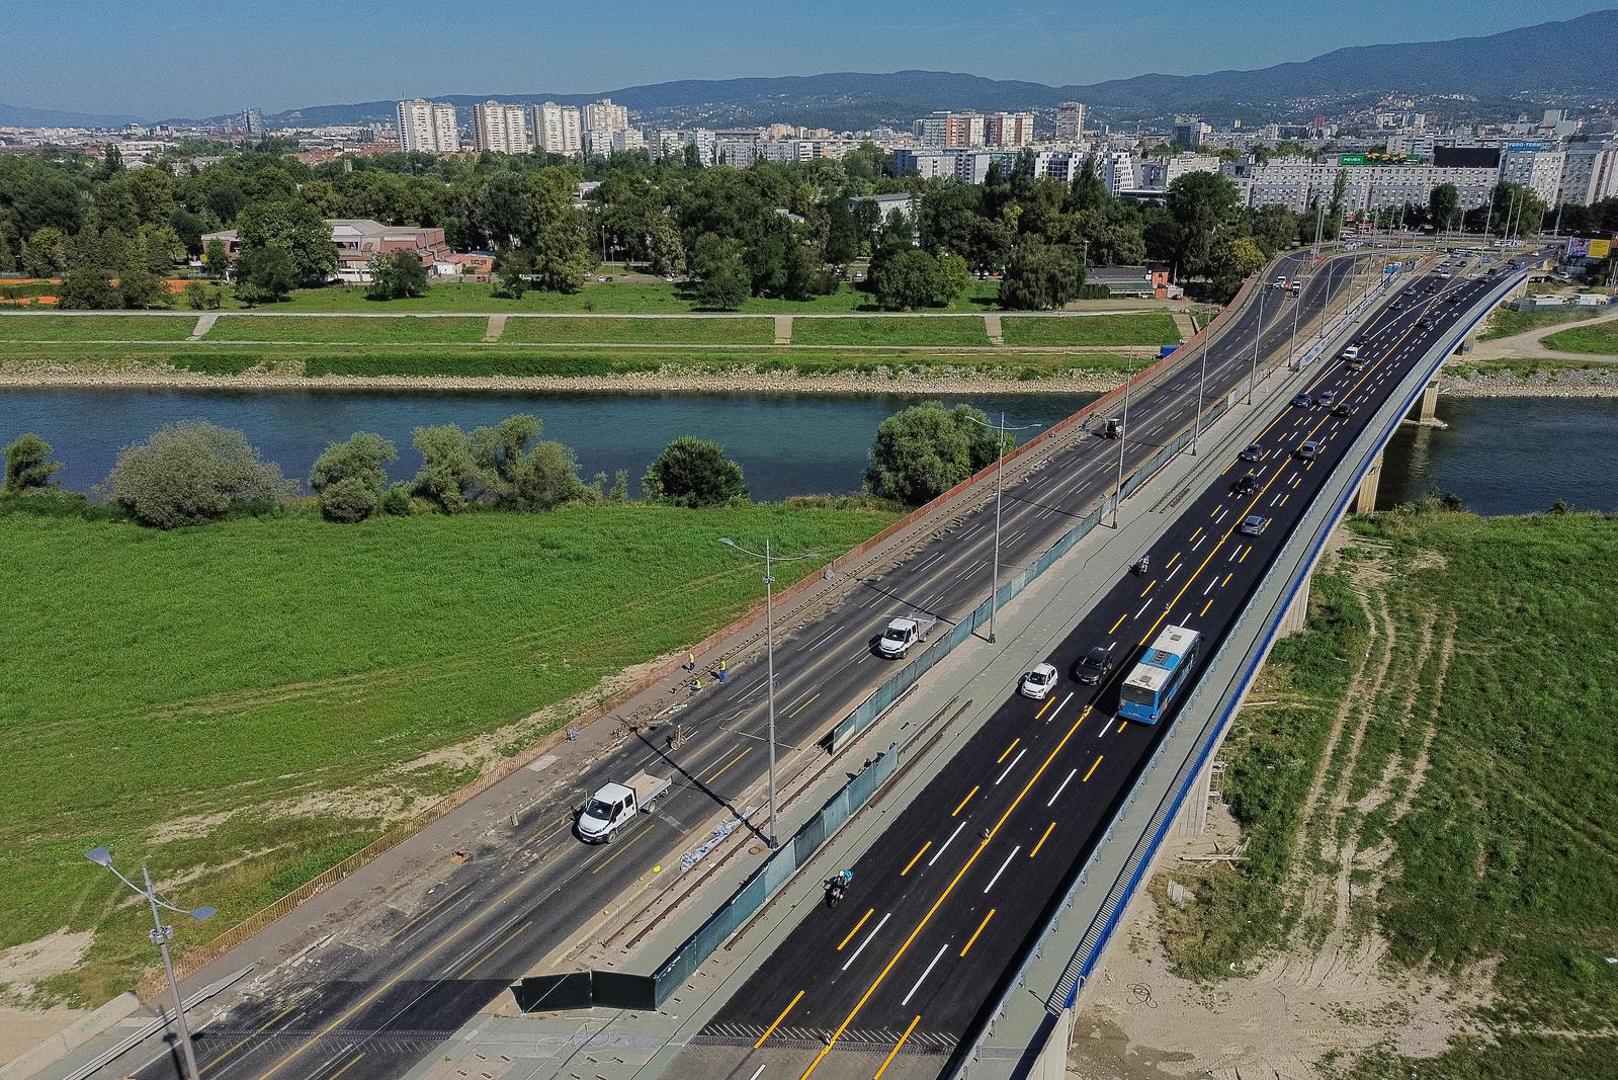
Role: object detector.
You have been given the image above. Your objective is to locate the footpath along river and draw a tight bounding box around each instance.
[0,388,1613,512]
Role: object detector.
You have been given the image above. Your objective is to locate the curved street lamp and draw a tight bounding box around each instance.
[963,412,1042,643]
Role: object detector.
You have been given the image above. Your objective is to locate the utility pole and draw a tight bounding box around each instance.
[1191,333,1210,454]
[964,412,1041,642]
[1247,277,1266,404]
[1110,368,1132,527]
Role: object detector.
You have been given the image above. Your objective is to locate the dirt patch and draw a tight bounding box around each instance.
[0,929,95,996]
[0,1003,91,1067]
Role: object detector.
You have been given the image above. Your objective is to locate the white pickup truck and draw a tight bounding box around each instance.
[576,771,671,843]
[877,614,938,659]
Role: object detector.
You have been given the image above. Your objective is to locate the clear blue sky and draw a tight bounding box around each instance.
[4,0,1613,119]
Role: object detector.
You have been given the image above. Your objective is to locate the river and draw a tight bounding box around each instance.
[1,388,1612,512]
[0,389,1093,503]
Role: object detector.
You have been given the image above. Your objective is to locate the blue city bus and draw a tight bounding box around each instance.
[1117,624,1203,724]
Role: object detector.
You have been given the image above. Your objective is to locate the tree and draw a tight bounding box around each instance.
[864,401,1007,506]
[117,263,171,309]
[1165,171,1241,279]
[410,423,483,513]
[1429,183,1460,232]
[645,215,686,277]
[182,280,223,310]
[4,433,61,493]
[203,238,229,279]
[310,431,396,521]
[365,250,429,300]
[871,247,948,310]
[506,440,588,510]
[1246,204,1298,256]
[643,436,747,507]
[107,421,288,528]
[235,197,336,286]
[56,268,122,310]
[690,235,750,310]
[998,239,1084,310]
[20,226,67,277]
[235,245,298,304]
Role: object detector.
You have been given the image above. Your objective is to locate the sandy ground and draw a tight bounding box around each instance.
[1068,545,1492,1080]
[0,930,96,1065]
[0,1004,91,1066]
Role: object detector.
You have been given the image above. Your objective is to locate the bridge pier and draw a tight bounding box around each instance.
[1414,378,1440,423]
[1278,567,1312,638]
[1354,450,1383,514]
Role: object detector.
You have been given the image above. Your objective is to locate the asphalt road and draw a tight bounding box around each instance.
[682,259,1511,1079]
[125,248,1373,1080]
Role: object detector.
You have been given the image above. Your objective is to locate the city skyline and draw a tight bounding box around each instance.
[2,0,1613,120]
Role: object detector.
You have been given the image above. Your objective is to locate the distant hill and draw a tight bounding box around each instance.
[0,102,142,127]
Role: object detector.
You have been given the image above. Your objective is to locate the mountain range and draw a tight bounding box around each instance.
[5,11,1614,132]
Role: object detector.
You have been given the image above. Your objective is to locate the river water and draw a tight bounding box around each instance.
[0,388,1093,502]
[1,388,1612,512]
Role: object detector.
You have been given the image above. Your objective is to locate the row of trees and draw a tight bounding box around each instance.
[2,420,752,528]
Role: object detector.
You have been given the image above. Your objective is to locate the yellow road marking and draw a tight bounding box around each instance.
[1240,546,1251,562]
[1109,612,1128,633]
[996,738,1020,764]
[703,744,753,784]
[951,785,979,817]
[1209,503,1223,518]
[1166,551,1180,568]
[796,697,1098,1080]
[872,1015,922,1080]
[1083,757,1103,782]
[901,842,932,877]
[1035,695,1056,719]
[755,989,805,1048]
[461,918,529,976]
[1029,821,1056,859]
[960,909,997,958]
[788,691,821,717]
[1221,572,1232,588]
[589,826,651,875]
[328,1054,367,1080]
[1200,597,1215,617]
[1115,720,1127,734]
[1140,578,1156,597]
[1189,527,1204,543]
[837,908,875,951]
[205,1003,299,1072]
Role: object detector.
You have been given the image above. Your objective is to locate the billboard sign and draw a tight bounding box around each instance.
[1507,141,1544,152]
[1567,237,1613,259]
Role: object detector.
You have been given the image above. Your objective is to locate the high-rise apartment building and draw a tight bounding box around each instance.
[239,108,264,137]
[583,99,629,134]
[1055,102,1086,142]
[529,102,583,156]
[395,99,460,153]
[1499,145,1567,206]
[916,110,1033,149]
[1560,140,1618,206]
[471,101,530,154]
[984,112,1034,148]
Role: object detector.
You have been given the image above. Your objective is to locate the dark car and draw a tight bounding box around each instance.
[1347,358,1366,372]
[1238,514,1270,537]
[1235,471,1259,494]
[1239,443,1263,462]
[1075,645,1114,686]
[1332,402,1352,417]
[1292,393,1312,408]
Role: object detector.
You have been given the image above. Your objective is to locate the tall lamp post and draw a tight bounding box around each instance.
[718,537,818,849]
[86,847,214,1080]
[964,412,1042,643]
[1247,276,1267,404]
[1110,365,1134,528]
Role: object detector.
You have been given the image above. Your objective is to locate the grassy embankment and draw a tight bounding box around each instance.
[1001,311,1180,346]
[1155,507,1618,1078]
[1475,307,1597,341]
[1541,319,1618,355]
[0,311,1157,382]
[0,501,895,1004]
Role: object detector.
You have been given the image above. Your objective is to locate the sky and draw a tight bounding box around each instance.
[3,0,1614,120]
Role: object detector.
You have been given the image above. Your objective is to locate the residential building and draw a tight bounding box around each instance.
[583,98,629,134]
[1055,102,1086,142]
[1173,115,1210,148]
[893,148,1086,184]
[984,112,1035,148]
[1141,153,1223,190]
[529,102,583,156]
[239,108,264,137]
[395,99,459,153]
[1499,144,1567,205]
[1099,150,1138,194]
[1559,140,1618,206]
[610,128,646,154]
[1223,155,1498,213]
[471,101,530,154]
[915,110,1033,149]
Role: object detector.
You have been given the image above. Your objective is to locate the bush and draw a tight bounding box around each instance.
[864,401,1006,506]
[998,240,1085,311]
[366,251,430,301]
[5,433,62,493]
[378,484,414,516]
[107,421,289,528]
[318,476,379,523]
[643,436,748,507]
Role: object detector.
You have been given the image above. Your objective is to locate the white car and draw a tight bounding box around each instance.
[1020,662,1059,700]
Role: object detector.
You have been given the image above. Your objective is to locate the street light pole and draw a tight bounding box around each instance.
[1191,333,1210,454]
[86,849,213,1080]
[1247,278,1266,404]
[964,412,1041,642]
[1111,368,1132,527]
[718,538,817,849]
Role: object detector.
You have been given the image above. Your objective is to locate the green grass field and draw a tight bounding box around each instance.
[1158,508,1618,1077]
[499,316,774,345]
[1476,306,1598,341]
[789,316,989,346]
[1540,318,1618,355]
[0,315,196,341]
[1000,311,1181,347]
[0,501,894,1004]
[204,315,489,343]
[210,280,1003,314]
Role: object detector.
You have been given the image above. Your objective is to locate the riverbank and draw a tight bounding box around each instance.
[1441,363,1618,397]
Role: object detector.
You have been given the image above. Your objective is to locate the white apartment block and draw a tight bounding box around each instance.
[1100,150,1138,194]
[1499,147,1567,205]
[893,148,1086,184]
[1141,153,1224,189]
[471,101,530,154]
[914,111,1030,149]
[1559,141,1618,206]
[610,128,646,154]
[1055,102,1085,142]
[1225,157,1498,213]
[395,99,460,153]
[529,102,582,156]
[583,99,629,133]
